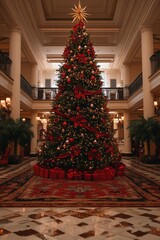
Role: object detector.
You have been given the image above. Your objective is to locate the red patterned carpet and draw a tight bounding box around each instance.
[0,163,160,207]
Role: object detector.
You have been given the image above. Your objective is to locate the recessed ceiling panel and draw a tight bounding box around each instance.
[41,0,118,21]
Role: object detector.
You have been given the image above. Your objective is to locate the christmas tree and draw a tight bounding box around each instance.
[38,2,121,175]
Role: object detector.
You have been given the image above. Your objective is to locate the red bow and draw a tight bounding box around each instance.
[71,145,81,158]
[74,87,85,99]
[88,148,102,160]
[76,53,87,64]
[70,114,87,127]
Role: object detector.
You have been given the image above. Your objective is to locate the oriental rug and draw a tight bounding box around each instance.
[0,166,160,207]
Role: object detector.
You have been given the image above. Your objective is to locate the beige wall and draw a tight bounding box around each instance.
[130,63,142,83]
[21,62,31,84]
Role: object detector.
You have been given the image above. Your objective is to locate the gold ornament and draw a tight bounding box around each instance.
[69,1,89,22]
[90,103,94,108]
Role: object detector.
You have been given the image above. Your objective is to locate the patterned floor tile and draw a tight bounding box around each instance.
[0,157,160,239]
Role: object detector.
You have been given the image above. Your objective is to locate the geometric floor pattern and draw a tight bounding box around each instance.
[0,157,160,239]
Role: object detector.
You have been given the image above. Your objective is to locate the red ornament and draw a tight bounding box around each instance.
[63,121,67,126]
[69,138,74,143]
[61,72,66,78]
[67,78,71,83]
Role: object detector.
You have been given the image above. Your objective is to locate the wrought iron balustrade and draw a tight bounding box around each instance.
[20,75,142,101]
[128,73,142,96]
[0,50,12,75]
[150,50,160,75]
[20,75,32,98]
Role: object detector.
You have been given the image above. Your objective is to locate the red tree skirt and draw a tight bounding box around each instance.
[33,164,125,180]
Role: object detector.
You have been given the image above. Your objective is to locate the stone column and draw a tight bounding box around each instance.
[30,112,38,155]
[113,121,118,139]
[31,64,38,99]
[9,27,21,119]
[141,27,154,118]
[123,111,131,154]
[121,64,130,99]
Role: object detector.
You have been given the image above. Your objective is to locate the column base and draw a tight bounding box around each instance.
[29,152,38,157]
[122,152,133,157]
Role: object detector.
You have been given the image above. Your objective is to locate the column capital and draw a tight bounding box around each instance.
[10,26,22,34]
[140,26,153,34]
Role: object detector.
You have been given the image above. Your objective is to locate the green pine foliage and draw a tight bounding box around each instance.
[38,21,121,172]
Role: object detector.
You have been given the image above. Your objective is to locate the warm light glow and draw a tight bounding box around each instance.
[121,116,124,121]
[0,100,5,107]
[6,97,11,105]
[154,100,158,107]
[70,1,89,22]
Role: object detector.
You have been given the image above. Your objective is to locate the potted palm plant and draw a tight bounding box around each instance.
[8,118,34,164]
[128,117,160,163]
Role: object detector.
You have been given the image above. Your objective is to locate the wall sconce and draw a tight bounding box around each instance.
[154,100,160,115]
[0,97,11,109]
[0,97,11,118]
[113,114,124,123]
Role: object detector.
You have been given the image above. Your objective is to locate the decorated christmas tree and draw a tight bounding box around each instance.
[37,2,122,177]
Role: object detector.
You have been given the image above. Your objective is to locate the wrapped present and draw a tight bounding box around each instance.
[105,167,115,180]
[50,169,57,179]
[84,172,92,181]
[94,169,103,180]
[109,167,115,179]
[44,168,49,178]
[98,169,107,180]
[117,163,125,176]
[74,171,83,180]
[33,164,39,175]
[93,172,99,181]
[39,167,44,177]
[66,169,75,180]
[58,170,65,179]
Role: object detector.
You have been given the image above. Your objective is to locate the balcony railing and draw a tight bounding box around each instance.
[150,50,160,75]
[19,74,142,101]
[30,87,124,101]
[0,50,12,75]
[0,70,142,101]
[128,73,142,96]
[21,75,32,98]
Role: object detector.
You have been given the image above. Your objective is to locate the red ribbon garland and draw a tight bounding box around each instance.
[74,86,102,99]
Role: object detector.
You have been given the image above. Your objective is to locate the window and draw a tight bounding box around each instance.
[110,79,116,88]
[45,79,51,88]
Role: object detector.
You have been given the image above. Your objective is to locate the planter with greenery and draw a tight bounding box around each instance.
[0,116,34,164]
[128,117,160,164]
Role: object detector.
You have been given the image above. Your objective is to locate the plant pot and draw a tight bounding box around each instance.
[8,155,21,164]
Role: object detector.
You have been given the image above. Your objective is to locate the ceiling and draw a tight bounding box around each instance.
[0,0,160,71]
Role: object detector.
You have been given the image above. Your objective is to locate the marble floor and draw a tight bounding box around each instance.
[0,157,160,240]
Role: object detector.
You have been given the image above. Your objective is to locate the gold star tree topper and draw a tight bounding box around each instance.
[70,1,89,22]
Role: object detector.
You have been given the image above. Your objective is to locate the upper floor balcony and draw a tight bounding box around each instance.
[1,50,160,112]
